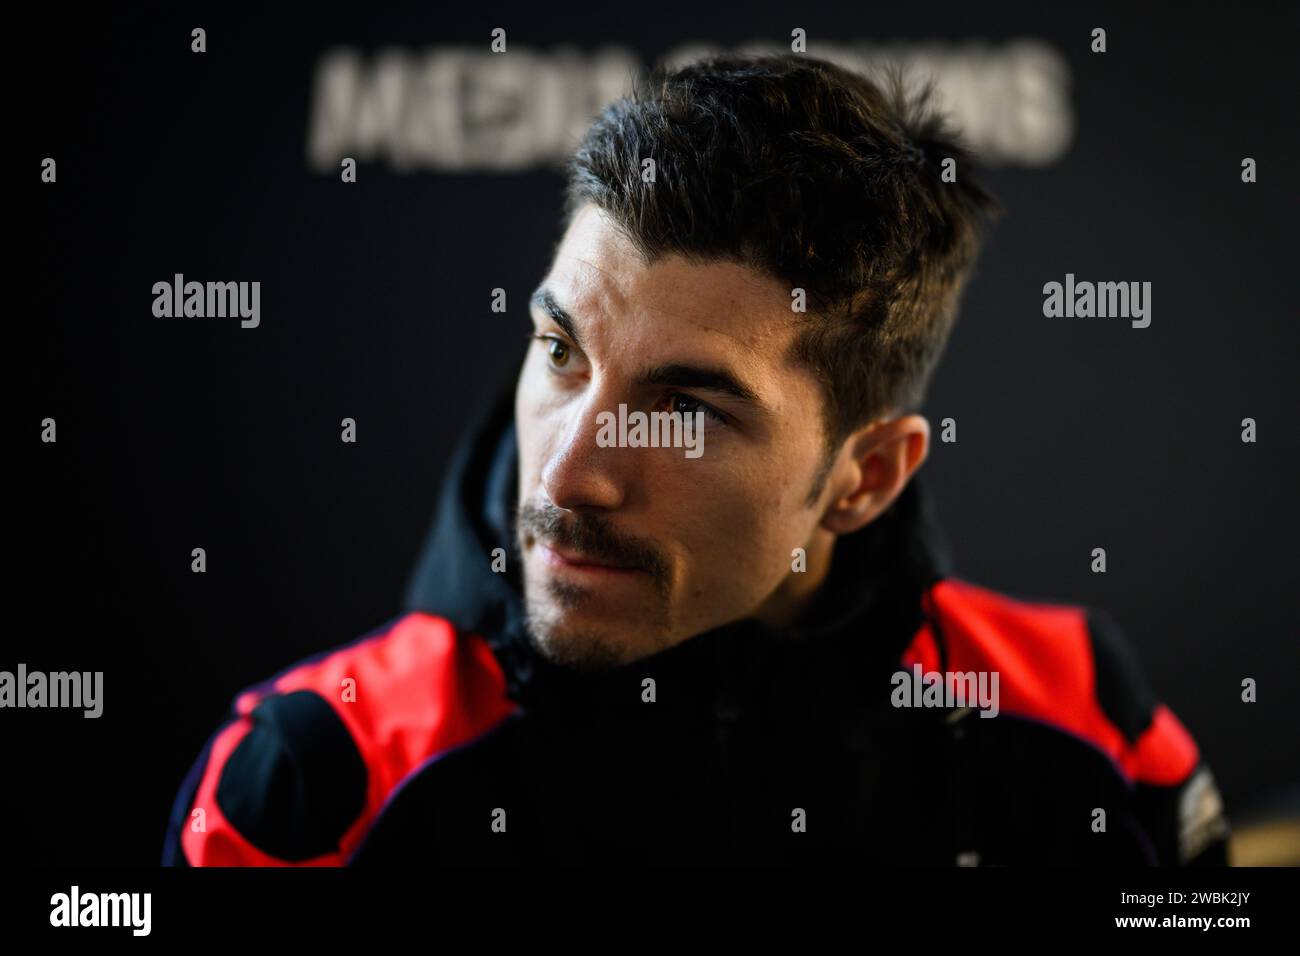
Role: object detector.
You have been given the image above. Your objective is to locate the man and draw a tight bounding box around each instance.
[163,53,1229,866]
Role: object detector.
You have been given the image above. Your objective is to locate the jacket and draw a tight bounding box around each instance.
[162,385,1230,866]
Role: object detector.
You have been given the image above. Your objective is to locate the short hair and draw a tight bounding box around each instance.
[562,52,999,496]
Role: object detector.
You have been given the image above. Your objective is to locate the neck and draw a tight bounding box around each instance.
[752,527,837,630]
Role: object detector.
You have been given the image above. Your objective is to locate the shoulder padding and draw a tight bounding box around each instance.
[902,578,1199,787]
[177,613,518,865]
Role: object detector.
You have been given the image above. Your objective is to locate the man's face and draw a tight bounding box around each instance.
[515,203,835,669]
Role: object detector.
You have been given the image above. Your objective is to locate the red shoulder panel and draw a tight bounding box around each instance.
[901,578,1197,786]
[181,613,517,865]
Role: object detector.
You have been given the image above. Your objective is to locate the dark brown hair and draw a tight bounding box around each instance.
[563,52,999,494]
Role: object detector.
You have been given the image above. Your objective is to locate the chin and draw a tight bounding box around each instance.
[526,619,634,671]
[521,575,674,669]
[523,594,673,670]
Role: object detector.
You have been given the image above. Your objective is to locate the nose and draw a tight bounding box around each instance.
[540,395,628,513]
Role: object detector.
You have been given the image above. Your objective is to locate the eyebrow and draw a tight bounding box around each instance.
[529,285,767,412]
[530,287,582,348]
[638,363,765,410]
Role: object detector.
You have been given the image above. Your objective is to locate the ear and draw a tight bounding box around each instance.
[819,414,930,535]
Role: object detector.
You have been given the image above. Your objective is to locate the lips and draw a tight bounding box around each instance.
[539,542,639,573]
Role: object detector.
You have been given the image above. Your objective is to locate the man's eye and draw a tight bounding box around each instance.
[532,334,571,368]
[547,339,570,367]
[669,393,726,424]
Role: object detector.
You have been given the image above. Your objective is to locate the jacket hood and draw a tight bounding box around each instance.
[403,377,956,717]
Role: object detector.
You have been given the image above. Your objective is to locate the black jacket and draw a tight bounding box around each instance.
[164,386,1230,866]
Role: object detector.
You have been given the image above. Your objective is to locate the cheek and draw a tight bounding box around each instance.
[668,459,804,591]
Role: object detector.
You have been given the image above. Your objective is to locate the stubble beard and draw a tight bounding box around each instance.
[521,576,636,671]
[520,565,680,672]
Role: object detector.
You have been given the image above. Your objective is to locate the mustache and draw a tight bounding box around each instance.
[515,502,670,582]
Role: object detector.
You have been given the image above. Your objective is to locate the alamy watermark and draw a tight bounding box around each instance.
[595,404,705,459]
[50,886,150,936]
[891,664,1000,718]
[1042,273,1151,328]
[152,274,261,328]
[1,664,103,718]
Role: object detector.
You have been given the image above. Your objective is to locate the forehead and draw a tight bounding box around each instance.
[543,204,802,362]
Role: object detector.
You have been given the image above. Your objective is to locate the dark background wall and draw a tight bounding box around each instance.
[11,1,1297,865]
